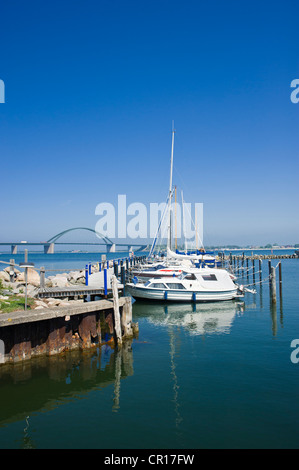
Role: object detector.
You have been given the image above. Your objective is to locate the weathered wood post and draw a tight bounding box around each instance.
[259,259,262,283]
[252,259,255,285]
[111,275,122,346]
[40,267,45,289]
[246,257,249,280]
[270,266,277,304]
[121,262,125,286]
[268,260,272,294]
[122,296,133,337]
[278,262,282,299]
[114,261,118,277]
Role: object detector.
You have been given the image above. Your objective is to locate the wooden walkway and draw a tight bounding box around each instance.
[37,284,124,299]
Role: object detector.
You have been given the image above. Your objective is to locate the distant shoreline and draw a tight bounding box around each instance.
[219,247,296,251]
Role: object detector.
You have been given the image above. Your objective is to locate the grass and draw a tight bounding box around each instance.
[0,295,35,313]
[0,277,35,314]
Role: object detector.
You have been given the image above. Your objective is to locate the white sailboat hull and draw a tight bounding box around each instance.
[126,284,239,302]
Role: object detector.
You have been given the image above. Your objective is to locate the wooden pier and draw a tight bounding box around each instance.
[219,251,298,261]
[37,285,120,300]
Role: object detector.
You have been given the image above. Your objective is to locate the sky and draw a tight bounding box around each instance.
[0,0,298,247]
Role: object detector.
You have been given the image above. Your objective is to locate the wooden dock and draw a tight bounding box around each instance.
[37,284,123,300]
[219,252,298,261]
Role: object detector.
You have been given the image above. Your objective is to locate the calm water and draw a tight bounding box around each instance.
[0,251,298,449]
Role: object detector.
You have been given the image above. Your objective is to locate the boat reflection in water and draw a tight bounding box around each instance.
[133,300,245,336]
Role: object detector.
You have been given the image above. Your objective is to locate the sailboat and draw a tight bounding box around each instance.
[126,125,243,302]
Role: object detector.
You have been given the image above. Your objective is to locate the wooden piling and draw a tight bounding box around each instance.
[252,259,255,285]
[121,265,125,286]
[259,259,262,283]
[270,266,277,304]
[121,297,133,337]
[111,275,122,346]
[40,267,45,289]
[278,262,282,299]
[268,260,272,293]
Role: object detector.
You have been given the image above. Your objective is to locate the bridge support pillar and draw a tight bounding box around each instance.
[44,243,55,254]
[11,245,17,254]
[107,243,116,253]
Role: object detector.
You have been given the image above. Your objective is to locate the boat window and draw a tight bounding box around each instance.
[201,274,217,281]
[166,283,186,290]
[184,273,197,280]
[150,283,168,289]
[144,281,151,286]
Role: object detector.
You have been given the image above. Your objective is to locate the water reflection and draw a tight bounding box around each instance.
[133,300,245,336]
[0,339,134,429]
[20,416,36,449]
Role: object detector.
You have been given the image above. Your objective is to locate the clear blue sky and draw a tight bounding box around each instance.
[0,0,298,246]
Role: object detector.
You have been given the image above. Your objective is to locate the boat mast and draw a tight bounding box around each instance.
[175,185,177,251]
[168,122,175,251]
[181,190,187,254]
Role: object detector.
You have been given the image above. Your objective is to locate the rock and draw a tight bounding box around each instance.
[34,300,48,308]
[46,299,63,307]
[27,284,38,295]
[67,270,85,284]
[16,268,40,287]
[0,271,10,282]
[1,290,13,296]
[51,276,69,288]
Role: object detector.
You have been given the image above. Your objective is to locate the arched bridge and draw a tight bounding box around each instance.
[47,227,114,245]
[0,227,148,254]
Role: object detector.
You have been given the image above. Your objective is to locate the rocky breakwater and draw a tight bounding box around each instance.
[0,264,110,312]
